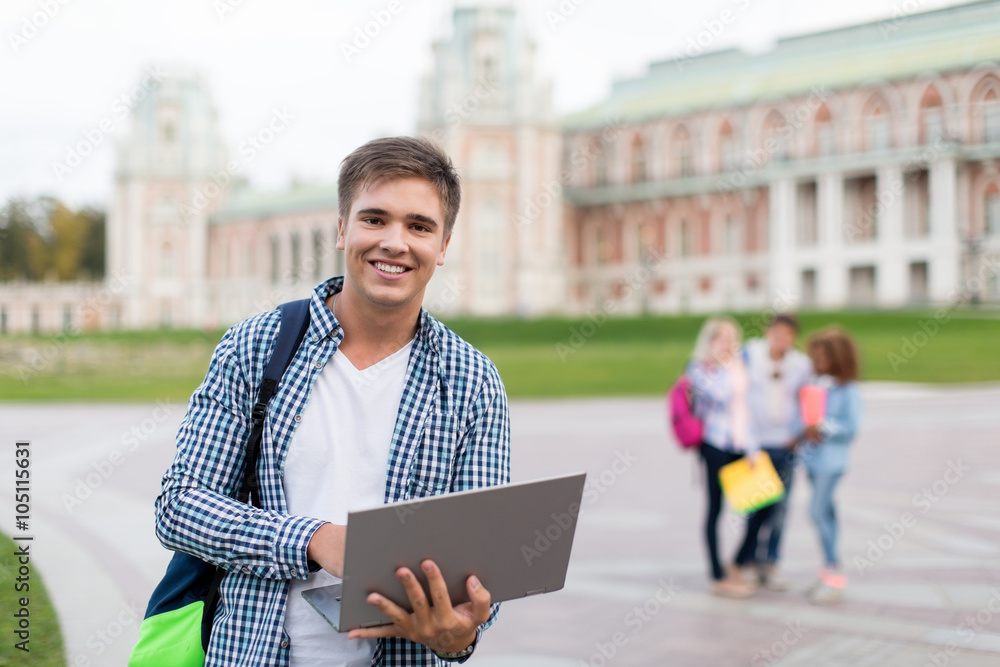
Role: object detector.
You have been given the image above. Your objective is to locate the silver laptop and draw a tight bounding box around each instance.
[301,472,587,632]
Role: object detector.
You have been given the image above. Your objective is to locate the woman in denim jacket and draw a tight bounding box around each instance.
[799,329,862,604]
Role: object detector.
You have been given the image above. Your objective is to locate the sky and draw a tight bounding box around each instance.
[0,0,975,209]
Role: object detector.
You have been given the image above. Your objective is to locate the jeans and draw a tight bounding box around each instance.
[735,446,796,567]
[808,470,844,567]
[699,442,743,581]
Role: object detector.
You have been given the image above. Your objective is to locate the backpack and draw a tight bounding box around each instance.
[129,299,311,667]
[667,375,703,449]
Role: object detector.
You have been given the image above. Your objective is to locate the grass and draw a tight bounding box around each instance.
[0,531,65,666]
[1,309,998,401]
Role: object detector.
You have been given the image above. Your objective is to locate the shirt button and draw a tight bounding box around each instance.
[290,567,297,576]
[280,639,289,649]
[314,361,323,370]
[294,414,302,423]
[241,566,251,574]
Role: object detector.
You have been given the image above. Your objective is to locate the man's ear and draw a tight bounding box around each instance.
[437,231,452,266]
[336,218,346,251]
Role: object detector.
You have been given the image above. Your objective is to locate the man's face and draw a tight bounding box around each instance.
[766,323,796,357]
[337,176,451,312]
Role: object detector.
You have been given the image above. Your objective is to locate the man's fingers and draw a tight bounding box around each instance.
[396,567,432,618]
[465,575,492,624]
[421,560,453,612]
[347,620,399,640]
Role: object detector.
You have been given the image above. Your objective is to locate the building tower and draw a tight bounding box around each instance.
[418,2,566,316]
[107,67,228,329]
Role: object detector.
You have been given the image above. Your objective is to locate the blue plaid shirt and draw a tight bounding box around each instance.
[155,277,511,666]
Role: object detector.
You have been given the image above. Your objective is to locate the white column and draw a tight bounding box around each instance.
[817,172,847,306]
[929,158,960,302]
[876,165,907,306]
[767,178,798,307]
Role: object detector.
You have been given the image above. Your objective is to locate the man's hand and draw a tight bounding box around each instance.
[347,559,491,655]
[804,425,823,442]
[306,523,346,578]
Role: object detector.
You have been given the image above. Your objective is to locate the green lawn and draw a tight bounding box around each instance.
[0,531,64,666]
[1,309,998,401]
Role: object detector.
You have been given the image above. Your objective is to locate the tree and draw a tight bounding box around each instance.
[0,196,106,281]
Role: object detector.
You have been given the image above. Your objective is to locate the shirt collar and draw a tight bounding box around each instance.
[309,277,441,354]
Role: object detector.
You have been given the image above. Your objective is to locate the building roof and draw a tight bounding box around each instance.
[563,0,1000,130]
[211,183,339,223]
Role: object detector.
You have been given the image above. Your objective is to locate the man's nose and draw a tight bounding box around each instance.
[379,222,407,252]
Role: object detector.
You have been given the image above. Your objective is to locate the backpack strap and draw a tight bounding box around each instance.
[238,298,312,506]
[202,298,312,651]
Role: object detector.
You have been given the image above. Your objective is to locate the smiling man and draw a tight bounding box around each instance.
[155,136,511,666]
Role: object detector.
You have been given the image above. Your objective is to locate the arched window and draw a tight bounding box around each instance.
[863,94,892,151]
[591,137,607,187]
[719,120,737,171]
[673,126,693,177]
[971,75,1000,144]
[814,104,836,156]
[680,218,692,257]
[630,134,646,183]
[919,85,944,145]
[761,110,789,161]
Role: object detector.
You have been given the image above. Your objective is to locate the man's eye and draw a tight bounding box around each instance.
[364,218,382,225]
[412,224,429,233]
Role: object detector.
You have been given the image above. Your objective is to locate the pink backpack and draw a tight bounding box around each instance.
[667,375,703,449]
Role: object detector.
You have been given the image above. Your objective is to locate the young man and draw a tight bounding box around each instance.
[732,314,812,590]
[155,136,511,666]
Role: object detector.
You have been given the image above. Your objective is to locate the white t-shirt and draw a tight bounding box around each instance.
[283,339,413,667]
[745,338,813,447]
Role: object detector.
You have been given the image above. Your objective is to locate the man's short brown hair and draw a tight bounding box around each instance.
[338,136,461,236]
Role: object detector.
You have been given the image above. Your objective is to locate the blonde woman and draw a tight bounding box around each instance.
[687,317,759,598]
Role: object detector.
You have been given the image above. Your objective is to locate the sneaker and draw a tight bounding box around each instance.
[727,564,759,591]
[711,577,754,599]
[760,564,790,592]
[808,568,847,604]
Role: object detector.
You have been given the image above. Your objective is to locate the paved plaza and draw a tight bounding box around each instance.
[2,384,1000,666]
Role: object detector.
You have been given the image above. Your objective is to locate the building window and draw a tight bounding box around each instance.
[592,138,607,187]
[673,126,693,177]
[909,261,929,303]
[985,98,1000,144]
[762,110,788,162]
[313,229,324,281]
[31,307,40,334]
[845,175,878,243]
[270,235,280,284]
[864,95,892,152]
[905,170,931,238]
[814,104,836,156]
[631,134,646,183]
[849,266,877,305]
[987,186,1000,236]
[801,269,817,306]
[680,219,692,257]
[796,181,818,246]
[63,305,72,331]
[919,86,945,145]
[0,307,6,335]
[719,120,738,171]
[290,232,301,282]
[724,215,740,255]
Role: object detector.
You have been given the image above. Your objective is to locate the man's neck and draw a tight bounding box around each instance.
[327,285,420,370]
[768,347,786,361]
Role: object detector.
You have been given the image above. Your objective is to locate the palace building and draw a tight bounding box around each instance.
[1,0,998,334]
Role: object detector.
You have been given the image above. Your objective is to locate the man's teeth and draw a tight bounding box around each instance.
[375,262,406,274]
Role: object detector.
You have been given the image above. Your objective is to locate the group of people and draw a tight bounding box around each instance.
[686,314,862,604]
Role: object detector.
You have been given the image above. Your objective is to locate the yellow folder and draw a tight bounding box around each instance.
[718,450,785,514]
